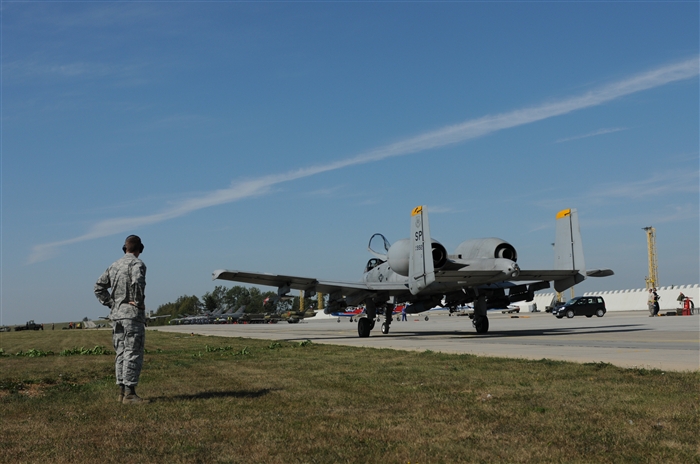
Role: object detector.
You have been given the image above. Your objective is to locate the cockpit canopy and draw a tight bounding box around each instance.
[368,233,391,259]
[365,258,385,273]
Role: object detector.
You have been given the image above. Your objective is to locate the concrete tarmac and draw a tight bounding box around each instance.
[152,310,699,372]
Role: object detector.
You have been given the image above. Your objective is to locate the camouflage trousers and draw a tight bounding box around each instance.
[112,319,145,387]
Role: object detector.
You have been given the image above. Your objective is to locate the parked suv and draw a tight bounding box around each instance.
[553,296,606,319]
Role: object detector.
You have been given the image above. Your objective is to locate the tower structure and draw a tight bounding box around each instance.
[643,226,659,289]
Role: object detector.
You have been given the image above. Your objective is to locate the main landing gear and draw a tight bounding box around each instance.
[471,295,490,334]
[473,315,489,333]
[357,297,490,336]
[358,317,374,337]
[357,301,394,338]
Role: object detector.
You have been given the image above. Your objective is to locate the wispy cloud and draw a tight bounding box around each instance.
[149,113,212,130]
[535,169,699,211]
[554,127,628,144]
[425,206,459,214]
[4,58,146,86]
[29,57,700,263]
[528,203,699,235]
[579,203,699,229]
[8,3,167,32]
[587,170,699,200]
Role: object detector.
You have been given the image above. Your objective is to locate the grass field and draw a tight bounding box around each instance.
[1,329,698,463]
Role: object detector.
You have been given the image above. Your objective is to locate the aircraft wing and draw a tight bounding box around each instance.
[512,269,613,281]
[510,270,579,281]
[586,269,615,277]
[214,270,319,290]
[212,269,408,296]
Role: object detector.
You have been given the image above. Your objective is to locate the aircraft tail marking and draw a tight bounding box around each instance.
[409,205,435,295]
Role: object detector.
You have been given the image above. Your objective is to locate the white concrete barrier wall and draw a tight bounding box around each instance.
[532,284,699,312]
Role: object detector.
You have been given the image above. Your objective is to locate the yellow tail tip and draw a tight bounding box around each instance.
[556,209,571,220]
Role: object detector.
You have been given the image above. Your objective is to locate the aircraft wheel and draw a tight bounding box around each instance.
[350,317,353,322]
[566,310,575,319]
[596,309,605,317]
[337,319,340,323]
[358,318,371,338]
[425,316,429,321]
[474,316,489,334]
[586,315,592,318]
[381,322,389,335]
[556,316,563,319]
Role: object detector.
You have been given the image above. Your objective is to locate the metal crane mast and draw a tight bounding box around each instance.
[643,226,659,289]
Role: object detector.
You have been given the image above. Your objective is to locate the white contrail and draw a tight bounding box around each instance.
[28,56,699,263]
[554,127,627,144]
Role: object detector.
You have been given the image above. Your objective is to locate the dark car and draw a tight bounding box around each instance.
[553,296,606,319]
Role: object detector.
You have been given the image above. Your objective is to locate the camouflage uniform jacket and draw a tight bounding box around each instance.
[94,253,147,323]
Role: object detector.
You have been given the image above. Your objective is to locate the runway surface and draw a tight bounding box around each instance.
[152,311,699,372]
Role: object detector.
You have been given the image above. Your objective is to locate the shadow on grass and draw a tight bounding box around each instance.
[150,388,278,402]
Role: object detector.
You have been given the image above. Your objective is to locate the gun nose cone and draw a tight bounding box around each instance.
[511,264,520,278]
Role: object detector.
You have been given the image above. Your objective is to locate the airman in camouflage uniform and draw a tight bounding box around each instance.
[95,235,148,404]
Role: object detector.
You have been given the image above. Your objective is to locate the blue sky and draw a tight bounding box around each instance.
[1,2,698,325]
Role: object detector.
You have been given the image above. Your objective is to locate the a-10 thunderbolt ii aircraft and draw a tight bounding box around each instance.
[213,206,613,338]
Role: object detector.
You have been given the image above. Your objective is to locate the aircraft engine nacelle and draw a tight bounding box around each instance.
[453,238,518,262]
[387,238,448,276]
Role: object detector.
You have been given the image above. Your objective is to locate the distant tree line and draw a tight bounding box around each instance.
[151,285,317,325]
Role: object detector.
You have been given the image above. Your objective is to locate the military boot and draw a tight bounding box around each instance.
[122,386,149,404]
[118,385,125,403]
[122,393,149,404]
